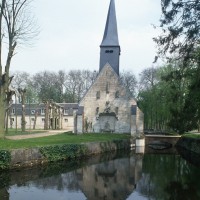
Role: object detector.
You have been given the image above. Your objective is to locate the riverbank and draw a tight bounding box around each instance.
[0,136,134,170]
[0,132,130,150]
[176,134,200,154]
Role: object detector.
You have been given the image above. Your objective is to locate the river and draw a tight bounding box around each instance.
[0,147,200,200]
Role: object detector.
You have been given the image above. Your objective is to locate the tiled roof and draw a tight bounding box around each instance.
[9,103,84,116]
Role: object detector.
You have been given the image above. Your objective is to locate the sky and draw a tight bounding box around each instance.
[10,0,162,76]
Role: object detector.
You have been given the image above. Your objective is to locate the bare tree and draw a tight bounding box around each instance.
[120,70,137,97]
[63,70,97,103]
[64,70,83,103]
[18,87,26,132]
[139,67,159,91]
[0,0,38,139]
[11,71,30,88]
[11,71,30,102]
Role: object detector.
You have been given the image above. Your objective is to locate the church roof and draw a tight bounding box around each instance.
[101,0,119,47]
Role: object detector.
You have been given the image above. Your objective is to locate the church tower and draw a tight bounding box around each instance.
[99,0,120,76]
[79,0,144,135]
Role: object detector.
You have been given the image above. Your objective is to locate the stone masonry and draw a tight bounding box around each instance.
[79,64,143,134]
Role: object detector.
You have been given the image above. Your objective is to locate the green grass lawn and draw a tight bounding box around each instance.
[182,133,200,139]
[0,132,130,150]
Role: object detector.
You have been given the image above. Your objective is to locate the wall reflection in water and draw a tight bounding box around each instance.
[76,154,143,200]
[0,152,144,200]
[1,149,200,200]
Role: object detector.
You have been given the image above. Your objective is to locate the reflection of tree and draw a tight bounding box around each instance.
[0,188,9,200]
[30,172,79,192]
[165,181,198,200]
[137,154,200,199]
[3,152,200,199]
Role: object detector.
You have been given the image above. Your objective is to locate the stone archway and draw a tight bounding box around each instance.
[99,113,117,133]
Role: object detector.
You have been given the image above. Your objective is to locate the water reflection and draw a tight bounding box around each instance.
[77,154,143,200]
[0,150,200,200]
[137,153,200,200]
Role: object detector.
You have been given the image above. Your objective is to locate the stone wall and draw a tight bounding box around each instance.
[176,137,200,154]
[62,116,74,130]
[136,108,144,134]
[10,148,44,169]
[8,115,75,131]
[80,64,138,133]
[77,115,83,133]
[9,139,133,170]
[145,135,181,147]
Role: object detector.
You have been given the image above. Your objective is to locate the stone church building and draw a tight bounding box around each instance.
[79,0,143,135]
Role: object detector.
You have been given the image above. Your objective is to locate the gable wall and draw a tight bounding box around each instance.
[80,64,137,133]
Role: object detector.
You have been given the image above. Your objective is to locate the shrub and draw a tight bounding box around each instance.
[0,150,11,170]
[40,144,88,162]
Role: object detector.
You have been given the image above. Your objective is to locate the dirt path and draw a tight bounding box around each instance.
[5,130,69,140]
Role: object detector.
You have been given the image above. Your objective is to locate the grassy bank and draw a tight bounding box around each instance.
[176,134,200,155]
[182,134,200,139]
[0,132,130,150]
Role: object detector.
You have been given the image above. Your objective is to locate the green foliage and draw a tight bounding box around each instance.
[40,144,88,162]
[39,159,87,178]
[138,60,200,133]
[0,150,11,170]
[182,134,200,139]
[155,0,200,60]
[138,66,171,131]
[141,154,200,199]
[0,171,10,188]
[177,135,200,154]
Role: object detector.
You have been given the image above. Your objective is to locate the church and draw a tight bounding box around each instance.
[7,0,143,134]
[79,0,144,135]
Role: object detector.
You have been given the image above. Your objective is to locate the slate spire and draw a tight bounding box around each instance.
[99,0,121,75]
[101,0,119,46]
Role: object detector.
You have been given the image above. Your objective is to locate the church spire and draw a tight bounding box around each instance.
[99,0,120,75]
[101,0,119,46]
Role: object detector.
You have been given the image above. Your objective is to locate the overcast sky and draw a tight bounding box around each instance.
[11,0,162,76]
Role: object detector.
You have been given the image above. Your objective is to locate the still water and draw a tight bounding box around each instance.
[0,148,200,200]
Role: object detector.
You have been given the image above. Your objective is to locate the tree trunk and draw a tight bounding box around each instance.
[5,108,9,133]
[0,92,5,139]
[44,101,49,130]
[33,111,38,130]
[21,93,26,132]
[15,95,18,133]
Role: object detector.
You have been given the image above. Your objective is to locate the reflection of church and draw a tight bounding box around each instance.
[76,155,143,200]
[0,153,143,200]
[79,0,143,135]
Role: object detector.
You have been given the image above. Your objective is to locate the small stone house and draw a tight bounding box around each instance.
[7,103,84,132]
